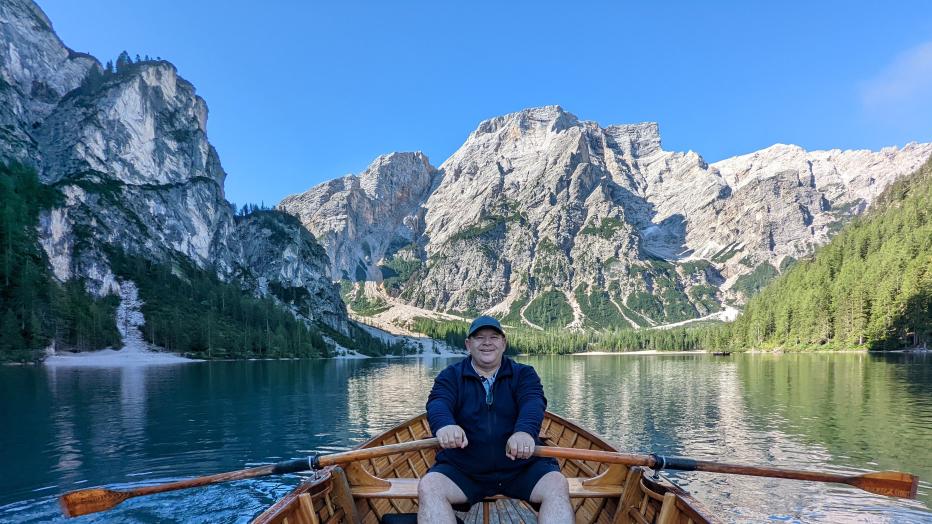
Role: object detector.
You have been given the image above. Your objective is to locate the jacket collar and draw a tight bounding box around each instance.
[463,355,514,379]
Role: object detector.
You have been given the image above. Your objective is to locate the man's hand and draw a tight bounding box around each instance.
[436,425,468,449]
[506,431,535,460]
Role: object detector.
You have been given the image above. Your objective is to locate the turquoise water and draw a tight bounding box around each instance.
[0,353,930,523]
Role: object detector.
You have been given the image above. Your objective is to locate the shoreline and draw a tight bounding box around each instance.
[5,346,928,367]
[569,350,706,356]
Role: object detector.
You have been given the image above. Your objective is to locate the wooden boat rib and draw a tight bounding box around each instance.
[253,411,719,524]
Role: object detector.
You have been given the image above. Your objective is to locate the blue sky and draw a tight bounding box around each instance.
[37,1,932,208]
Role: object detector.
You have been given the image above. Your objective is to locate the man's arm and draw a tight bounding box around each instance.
[426,367,467,448]
[505,366,547,460]
[513,365,547,437]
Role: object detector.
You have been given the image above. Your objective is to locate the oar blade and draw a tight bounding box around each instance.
[60,488,131,518]
[850,471,919,499]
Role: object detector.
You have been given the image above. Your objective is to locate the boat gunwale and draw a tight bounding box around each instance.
[252,467,335,524]
[253,410,721,523]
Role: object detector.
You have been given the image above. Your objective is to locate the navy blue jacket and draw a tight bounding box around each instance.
[426,356,548,480]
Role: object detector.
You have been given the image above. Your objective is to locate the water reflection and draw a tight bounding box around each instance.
[526,353,932,522]
[344,359,442,442]
[0,354,930,523]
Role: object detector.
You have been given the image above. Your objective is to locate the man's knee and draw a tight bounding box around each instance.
[418,472,466,504]
[418,472,444,499]
[530,471,570,503]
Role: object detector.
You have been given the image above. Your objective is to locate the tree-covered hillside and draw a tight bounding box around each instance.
[409,316,723,355]
[0,164,390,361]
[0,163,121,360]
[728,156,932,350]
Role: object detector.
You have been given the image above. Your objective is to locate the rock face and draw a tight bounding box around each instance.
[0,0,347,333]
[31,59,241,287]
[236,211,347,332]
[283,106,932,329]
[279,152,439,283]
[0,0,95,166]
[705,144,932,285]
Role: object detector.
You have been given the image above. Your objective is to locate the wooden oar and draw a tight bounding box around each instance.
[533,445,919,499]
[60,437,441,518]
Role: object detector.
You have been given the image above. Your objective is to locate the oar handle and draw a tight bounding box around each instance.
[533,446,653,467]
[317,438,440,467]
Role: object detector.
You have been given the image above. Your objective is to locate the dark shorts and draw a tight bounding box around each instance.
[428,458,561,505]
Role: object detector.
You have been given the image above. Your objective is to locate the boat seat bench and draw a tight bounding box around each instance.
[350,477,625,499]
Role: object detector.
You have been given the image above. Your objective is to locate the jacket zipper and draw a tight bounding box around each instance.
[487,379,496,469]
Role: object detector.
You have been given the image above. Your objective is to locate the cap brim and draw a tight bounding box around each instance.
[467,324,505,338]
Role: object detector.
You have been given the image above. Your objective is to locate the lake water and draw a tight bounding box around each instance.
[1,353,930,523]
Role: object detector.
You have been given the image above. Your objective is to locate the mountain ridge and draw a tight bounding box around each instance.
[0,0,357,358]
[280,105,932,330]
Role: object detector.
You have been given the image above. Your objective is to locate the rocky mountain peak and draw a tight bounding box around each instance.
[0,0,95,106]
[0,0,96,166]
[36,60,221,187]
[471,105,579,139]
[359,151,435,200]
[605,122,663,159]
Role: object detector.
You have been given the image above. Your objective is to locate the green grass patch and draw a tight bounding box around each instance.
[616,299,650,327]
[339,280,390,316]
[580,217,624,239]
[524,290,573,328]
[575,286,628,330]
[448,215,508,243]
[501,295,529,326]
[679,259,712,274]
[379,256,422,293]
[711,242,741,263]
[660,285,699,322]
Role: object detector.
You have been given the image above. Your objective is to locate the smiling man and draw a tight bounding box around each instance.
[417,316,572,523]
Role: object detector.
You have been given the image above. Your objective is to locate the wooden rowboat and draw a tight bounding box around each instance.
[253,411,718,524]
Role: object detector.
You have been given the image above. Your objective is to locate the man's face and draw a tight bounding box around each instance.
[465,327,507,370]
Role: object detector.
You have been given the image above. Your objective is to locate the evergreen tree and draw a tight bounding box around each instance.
[115,50,132,72]
[0,309,25,353]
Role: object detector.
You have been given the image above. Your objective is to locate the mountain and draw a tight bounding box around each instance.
[727,156,932,350]
[280,106,932,330]
[0,0,351,356]
[280,152,439,284]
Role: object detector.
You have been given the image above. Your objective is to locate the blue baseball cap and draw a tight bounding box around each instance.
[467,315,505,338]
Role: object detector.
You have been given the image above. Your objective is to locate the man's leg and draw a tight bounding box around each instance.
[529,471,572,524]
[417,471,468,524]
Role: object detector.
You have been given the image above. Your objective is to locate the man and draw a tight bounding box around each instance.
[417,316,573,523]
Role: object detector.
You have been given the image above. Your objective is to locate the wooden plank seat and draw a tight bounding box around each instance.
[350,477,626,499]
[352,476,626,524]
